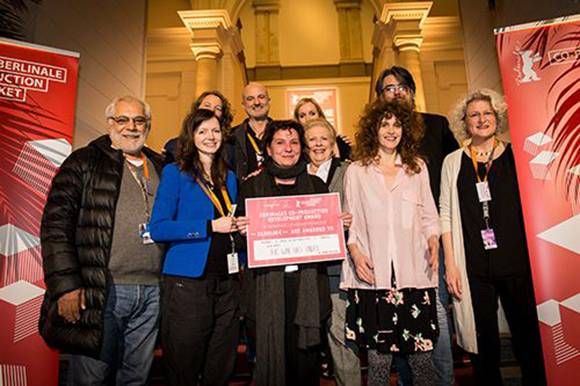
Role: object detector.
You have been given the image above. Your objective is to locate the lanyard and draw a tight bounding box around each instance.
[246,129,262,156]
[468,137,498,183]
[195,175,236,255]
[468,138,499,229]
[126,154,152,221]
[195,176,232,217]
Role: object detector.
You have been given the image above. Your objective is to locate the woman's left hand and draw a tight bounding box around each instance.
[338,134,353,146]
[339,212,352,230]
[235,216,250,236]
[428,235,439,273]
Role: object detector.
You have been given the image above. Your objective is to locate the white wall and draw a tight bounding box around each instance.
[23,0,148,149]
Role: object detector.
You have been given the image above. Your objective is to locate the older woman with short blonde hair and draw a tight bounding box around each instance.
[440,89,546,386]
[303,118,360,386]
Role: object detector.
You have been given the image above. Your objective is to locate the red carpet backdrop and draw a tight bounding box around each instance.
[495,14,580,386]
[0,38,79,386]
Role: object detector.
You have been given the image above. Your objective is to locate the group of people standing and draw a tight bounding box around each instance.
[39,65,546,386]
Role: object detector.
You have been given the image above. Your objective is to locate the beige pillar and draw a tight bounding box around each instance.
[253,0,280,65]
[190,43,221,96]
[179,9,246,102]
[334,0,364,63]
[394,35,426,112]
[372,1,432,111]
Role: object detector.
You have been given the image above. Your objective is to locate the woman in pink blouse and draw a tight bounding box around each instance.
[341,100,440,386]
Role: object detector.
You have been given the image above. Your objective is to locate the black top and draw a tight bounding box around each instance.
[204,184,231,276]
[236,170,332,322]
[457,144,531,278]
[336,135,351,161]
[162,137,178,163]
[418,112,459,204]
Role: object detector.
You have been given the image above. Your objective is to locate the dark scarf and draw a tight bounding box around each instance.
[254,158,322,386]
[263,157,308,180]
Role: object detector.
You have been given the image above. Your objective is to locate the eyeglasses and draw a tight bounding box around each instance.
[466,111,495,121]
[109,115,149,127]
[382,84,409,95]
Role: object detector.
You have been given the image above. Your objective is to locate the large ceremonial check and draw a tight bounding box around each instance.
[245,192,347,268]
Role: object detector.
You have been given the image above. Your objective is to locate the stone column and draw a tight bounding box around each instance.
[394,35,426,111]
[179,9,245,97]
[252,0,280,65]
[371,1,432,111]
[190,43,221,95]
[334,0,364,63]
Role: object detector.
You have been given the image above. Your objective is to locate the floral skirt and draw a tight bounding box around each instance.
[345,287,438,354]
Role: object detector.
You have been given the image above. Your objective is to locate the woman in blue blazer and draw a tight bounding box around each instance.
[150,108,240,386]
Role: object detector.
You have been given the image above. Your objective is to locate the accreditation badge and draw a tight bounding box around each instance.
[227,252,240,274]
[476,181,492,202]
[139,223,154,245]
[481,228,498,250]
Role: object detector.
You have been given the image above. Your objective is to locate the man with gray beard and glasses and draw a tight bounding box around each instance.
[39,96,165,385]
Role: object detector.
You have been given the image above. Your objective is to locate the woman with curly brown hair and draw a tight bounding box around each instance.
[341,100,441,386]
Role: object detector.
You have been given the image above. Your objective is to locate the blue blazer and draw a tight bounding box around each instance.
[150,163,238,278]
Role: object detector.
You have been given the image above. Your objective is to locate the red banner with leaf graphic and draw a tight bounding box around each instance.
[0,38,79,386]
[495,15,579,386]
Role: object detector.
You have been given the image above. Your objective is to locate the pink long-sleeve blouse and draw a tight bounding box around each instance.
[340,156,440,290]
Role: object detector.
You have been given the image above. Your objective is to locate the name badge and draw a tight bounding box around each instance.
[227,252,239,274]
[476,181,492,202]
[284,265,299,272]
[139,223,154,245]
[481,228,498,250]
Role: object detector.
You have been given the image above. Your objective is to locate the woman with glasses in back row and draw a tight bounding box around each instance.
[163,90,234,163]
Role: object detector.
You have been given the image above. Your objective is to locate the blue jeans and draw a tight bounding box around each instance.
[396,250,454,386]
[68,284,160,386]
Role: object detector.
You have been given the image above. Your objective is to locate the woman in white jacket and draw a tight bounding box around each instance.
[440,89,545,386]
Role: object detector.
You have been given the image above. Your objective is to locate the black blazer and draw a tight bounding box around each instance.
[418,112,459,204]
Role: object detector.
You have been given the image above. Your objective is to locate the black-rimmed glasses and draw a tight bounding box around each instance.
[109,115,149,127]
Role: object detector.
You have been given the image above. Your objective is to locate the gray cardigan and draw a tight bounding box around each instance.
[326,158,349,292]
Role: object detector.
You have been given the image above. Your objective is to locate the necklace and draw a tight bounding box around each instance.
[472,138,501,158]
[475,149,492,157]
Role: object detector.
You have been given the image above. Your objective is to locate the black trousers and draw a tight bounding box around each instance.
[161,275,240,386]
[468,274,546,386]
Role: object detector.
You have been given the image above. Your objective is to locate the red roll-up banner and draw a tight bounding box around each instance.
[0,38,79,386]
[495,15,580,386]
